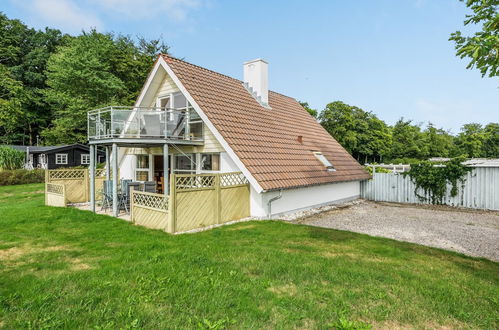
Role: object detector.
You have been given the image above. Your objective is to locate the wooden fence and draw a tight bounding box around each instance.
[130,190,170,230]
[171,172,250,232]
[45,182,66,207]
[45,168,108,203]
[361,167,499,211]
[129,172,250,233]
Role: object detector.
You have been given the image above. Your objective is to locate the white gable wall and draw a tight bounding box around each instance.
[119,67,235,180]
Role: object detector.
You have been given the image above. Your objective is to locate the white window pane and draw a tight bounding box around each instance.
[173,93,187,109]
[136,155,149,169]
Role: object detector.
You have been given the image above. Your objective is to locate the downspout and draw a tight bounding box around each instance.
[267,190,282,219]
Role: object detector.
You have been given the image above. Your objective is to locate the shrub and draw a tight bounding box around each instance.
[403,156,472,204]
[0,146,25,170]
[0,169,45,186]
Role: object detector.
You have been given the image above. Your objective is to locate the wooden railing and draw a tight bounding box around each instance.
[130,190,170,230]
[45,168,109,204]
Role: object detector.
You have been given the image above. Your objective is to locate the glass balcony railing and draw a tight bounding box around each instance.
[87,106,203,141]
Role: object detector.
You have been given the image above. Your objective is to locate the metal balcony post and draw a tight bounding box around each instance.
[112,143,118,217]
[89,145,95,212]
[185,109,191,140]
[110,106,114,138]
[164,143,169,196]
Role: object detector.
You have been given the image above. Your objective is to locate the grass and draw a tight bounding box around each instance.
[0,184,498,329]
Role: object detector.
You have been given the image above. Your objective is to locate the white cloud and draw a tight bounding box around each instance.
[90,0,203,21]
[16,0,102,33]
[9,0,204,34]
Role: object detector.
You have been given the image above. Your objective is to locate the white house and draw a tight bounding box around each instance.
[87,55,370,218]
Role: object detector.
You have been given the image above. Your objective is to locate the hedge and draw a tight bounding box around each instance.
[0,169,45,186]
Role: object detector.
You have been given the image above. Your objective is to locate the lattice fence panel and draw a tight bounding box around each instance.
[133,191,168,210]
[46,183,64,195]
[48,169,86,180]
[220,172,248,187]
[175,174,216,191]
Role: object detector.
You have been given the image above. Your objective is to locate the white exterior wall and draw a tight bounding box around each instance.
[250,181,361,217]
[220,152,239,172]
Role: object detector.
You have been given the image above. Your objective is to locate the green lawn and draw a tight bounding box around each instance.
[0,184,498,329]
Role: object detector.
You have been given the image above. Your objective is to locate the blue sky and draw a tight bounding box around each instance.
[2,0,498,133]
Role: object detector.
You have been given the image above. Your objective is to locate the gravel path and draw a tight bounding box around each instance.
[297,200,499,261]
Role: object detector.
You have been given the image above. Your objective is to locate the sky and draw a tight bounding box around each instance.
[2,0,498,133]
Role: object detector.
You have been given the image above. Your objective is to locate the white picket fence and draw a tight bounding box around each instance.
[361,167,499,211]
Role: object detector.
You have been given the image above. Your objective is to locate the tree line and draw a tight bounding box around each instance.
[301,101,498,163]
[0,12,169,145]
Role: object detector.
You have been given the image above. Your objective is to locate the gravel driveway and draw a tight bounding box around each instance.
[297,200,499,261]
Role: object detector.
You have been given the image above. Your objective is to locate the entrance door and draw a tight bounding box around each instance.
[154,155,171,194]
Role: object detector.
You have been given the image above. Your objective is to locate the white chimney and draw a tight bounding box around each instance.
[243,58,269,107]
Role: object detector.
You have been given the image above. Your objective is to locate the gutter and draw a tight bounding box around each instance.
[267,189,283,219]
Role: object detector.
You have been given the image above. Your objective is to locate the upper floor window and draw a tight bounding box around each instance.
[313,152,335,171]
[200,153,220,171]
[81,154,90,165]
[56,153,68,165]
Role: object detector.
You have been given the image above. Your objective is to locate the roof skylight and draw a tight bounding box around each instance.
[313,152,336,171]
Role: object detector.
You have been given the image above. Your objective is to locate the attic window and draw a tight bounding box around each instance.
[313,152,335,172]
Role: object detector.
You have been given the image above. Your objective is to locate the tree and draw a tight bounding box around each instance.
[0,13,65,144]
[42,30,169,144]
[319,101,391,163]
[299,101,318,118]
[481,122,499,157]
[449,0,499,77]
[389,119,426,160]
[319,101,359,154]
[0,64,24,144]
[453,123,486,157]
[423,123,454,157]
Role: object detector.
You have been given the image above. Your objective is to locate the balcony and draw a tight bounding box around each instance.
[87,106,204,145]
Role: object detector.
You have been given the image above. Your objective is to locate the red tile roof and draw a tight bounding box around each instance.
[162,54,370,191]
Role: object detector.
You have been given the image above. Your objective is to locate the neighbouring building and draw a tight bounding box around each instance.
[8,144,106,170]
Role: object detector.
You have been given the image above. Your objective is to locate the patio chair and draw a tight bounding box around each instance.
[119,179,132,213]
[101,180,114,211]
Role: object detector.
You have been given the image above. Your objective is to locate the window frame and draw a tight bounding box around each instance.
[55,153,68,165]
[135,154,151,181]
[199,153,220,172]
[313,151,336,172]
[173,153,196,174]
[81,154,90,165]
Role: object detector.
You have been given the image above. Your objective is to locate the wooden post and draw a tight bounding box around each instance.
[167,174,176,233]
[62,184,67,207]
[44,170,49,206]
[215,174,222,224]
[84,167,89,203]
[130,189,134,223]
[89,145,95,212]
[112,143,118,217]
